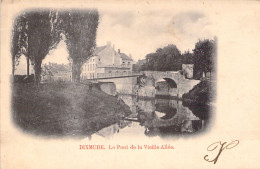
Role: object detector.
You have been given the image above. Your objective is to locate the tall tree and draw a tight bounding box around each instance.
[160,44,182,71]
[143,53,157,71]
[59,10,99,82]
[141,44,182,71]
[11,17,22,77]
[193,39,217,79]
[11,13,28,76]
[11,10,60,82]
[25,10,61,83]
[182,50,193,64]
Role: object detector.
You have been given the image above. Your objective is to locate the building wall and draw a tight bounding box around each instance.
[121,59,134,71]
[81,42,135,80]
[81,56,98,79]
[95,67,105,74]
[97,44,122,66]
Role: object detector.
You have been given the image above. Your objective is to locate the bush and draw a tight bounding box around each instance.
[14,74,34,83]
[182,80,210,104]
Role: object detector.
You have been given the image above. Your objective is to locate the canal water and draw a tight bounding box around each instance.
[92,94,211,139]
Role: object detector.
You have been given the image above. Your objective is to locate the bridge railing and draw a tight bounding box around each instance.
[96,72,142,79]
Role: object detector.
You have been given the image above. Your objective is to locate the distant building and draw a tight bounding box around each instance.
[81,41,135,80]
[41,63,72,82]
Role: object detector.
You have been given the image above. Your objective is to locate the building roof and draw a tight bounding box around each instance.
[119,53,133,61]
[93,43,133,61]
[43,63,71,74]
[93,46,106,55]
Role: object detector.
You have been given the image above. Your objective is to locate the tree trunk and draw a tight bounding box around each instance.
[34,59,42,84]
[12,54,15,78]
[27,57,30,76]
[12,60,15,83]
[72,61,82,83]
[12,62,15,77]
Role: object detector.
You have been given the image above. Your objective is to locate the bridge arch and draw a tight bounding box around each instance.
[155,77,178,97]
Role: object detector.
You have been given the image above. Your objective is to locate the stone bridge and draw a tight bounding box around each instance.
[138,71,200,98]
[91,71,200,98]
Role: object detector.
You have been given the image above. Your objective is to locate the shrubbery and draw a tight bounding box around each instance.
[182,80,210,104]
[14,74,34,83]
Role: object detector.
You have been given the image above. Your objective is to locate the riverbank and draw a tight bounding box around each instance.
[182,80,215,105]
[12,82,132,137]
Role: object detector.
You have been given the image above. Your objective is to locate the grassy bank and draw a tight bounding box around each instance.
[182,80,215,105]
[12,82,132,137]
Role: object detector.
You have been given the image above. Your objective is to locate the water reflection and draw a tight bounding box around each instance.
[93,95,210,138]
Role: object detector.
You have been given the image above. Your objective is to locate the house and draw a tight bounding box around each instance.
[81,41,135,80]
[41,63,72,82]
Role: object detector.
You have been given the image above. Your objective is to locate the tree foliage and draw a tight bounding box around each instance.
[26,10,61,83]
[193,38,217,79]
[11,9,99,83]
[59,9,99,82]
[140,45,182,71]
[11,14,28,76]
[139,38,216,80]
[182,50,193,64]
[11,10,61,83]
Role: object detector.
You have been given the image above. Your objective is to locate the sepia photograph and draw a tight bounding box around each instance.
[1,1,260,169]
[11,8,216,139]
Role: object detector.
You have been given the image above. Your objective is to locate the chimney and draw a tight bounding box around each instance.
[107,41,111,47]
[118,49,120,54]
[129,53,132,58]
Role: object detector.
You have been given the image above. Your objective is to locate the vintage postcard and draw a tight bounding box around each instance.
[1,0,260,168]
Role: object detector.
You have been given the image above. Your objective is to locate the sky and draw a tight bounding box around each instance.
[43,9,215,64]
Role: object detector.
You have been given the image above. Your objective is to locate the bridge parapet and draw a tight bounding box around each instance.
[90,71,200,98]
[97,72,141,79]
[139,71,200,98]
[142,71,186,82]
